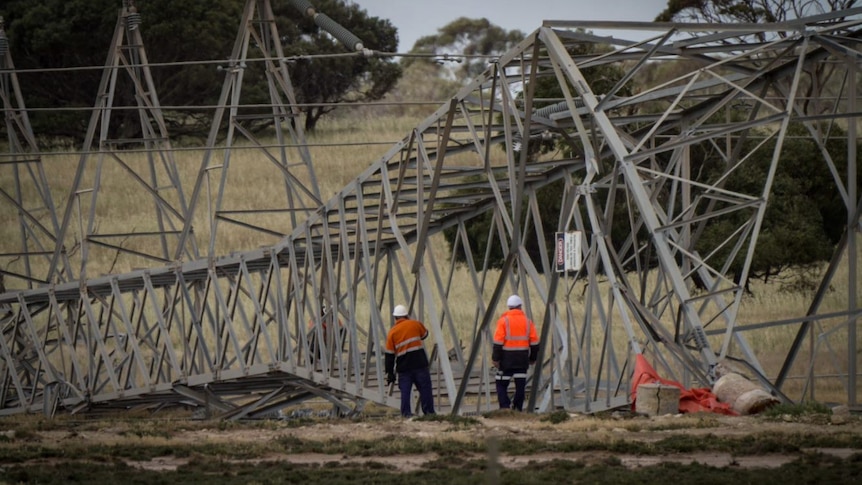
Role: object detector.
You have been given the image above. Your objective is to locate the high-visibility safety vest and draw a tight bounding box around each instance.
[385,318,430,373]
[493,309,539,350]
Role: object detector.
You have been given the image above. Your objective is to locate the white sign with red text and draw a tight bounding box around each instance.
[555,231,582,273]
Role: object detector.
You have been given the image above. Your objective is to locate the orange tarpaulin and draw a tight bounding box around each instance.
[631,354,736,415]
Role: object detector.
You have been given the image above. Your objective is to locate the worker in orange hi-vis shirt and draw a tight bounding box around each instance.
[492,295,539,411]
[384,304,435,418]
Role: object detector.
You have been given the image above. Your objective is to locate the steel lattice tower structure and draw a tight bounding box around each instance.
[0,2,859,417]
[0,17,66,289]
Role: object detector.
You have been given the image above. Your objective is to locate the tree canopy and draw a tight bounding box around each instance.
[1,0,401,141]
[404,17,524,82]
[656,0,858,24]
[694,122,858,291]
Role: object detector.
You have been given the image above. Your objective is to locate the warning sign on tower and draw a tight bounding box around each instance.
[555,231,582,273]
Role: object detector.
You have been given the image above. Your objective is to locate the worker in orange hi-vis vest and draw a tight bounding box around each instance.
[385,305,436,417]
[492,294,539,411]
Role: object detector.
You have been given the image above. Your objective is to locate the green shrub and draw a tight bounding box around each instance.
[540,410,571,424]
[761,401,832,419]
[414,414,480,427]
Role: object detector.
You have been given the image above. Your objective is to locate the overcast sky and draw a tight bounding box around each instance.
[351,0,672,52]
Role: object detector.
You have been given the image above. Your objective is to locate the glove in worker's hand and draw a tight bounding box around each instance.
[385,372,395,386]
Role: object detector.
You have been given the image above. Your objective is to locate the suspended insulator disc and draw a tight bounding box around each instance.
[127,12,142,29]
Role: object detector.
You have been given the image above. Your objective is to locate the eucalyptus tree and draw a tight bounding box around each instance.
[1,0,401,141]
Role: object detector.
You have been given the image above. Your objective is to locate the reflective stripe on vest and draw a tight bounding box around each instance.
[393,335,423,357]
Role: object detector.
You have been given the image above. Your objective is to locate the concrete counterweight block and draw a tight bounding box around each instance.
[636,383,680,416]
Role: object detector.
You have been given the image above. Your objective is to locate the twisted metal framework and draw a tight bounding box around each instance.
[0,2,860,417]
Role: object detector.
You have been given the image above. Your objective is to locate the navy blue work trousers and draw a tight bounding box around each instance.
[495,368,528,411]
[398,367,435,417]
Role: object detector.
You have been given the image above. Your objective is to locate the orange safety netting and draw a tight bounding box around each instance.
[631,354,736,415]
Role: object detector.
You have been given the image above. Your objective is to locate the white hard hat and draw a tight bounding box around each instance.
[392,304,409,317]
[507,295,523,308]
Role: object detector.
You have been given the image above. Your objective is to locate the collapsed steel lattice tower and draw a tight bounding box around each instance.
[0,3,859,417]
